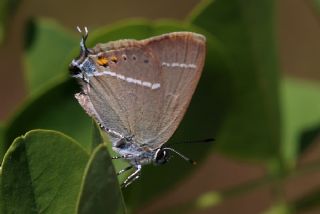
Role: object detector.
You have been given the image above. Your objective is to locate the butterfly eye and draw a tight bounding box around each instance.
[69,64,82,75]
[154,149,169,165]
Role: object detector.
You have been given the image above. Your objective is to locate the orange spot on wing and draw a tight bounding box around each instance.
[110,56,118,63]
[97,57,108,66]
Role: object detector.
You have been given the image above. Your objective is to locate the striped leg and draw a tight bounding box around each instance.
[121,165,141,188]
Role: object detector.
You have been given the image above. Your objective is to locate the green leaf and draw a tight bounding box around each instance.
[90,120,105,152]
[24,18,78,95]
[77,144,125,214]
[3,79,93,161]
[281,78,320,168]
[1,130,89,214]
[189,0,281,161]
[0,0,20,44]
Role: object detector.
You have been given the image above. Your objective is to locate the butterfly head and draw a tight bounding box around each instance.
[69,26,96,79]
[153,148,170,165]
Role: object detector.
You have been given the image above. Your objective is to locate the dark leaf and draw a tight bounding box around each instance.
[189,0,281,161]
[1,130,89,213]
[77,144,126,214]
[4,79,93,161]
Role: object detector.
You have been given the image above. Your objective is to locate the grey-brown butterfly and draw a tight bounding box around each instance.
[69,27,206,187]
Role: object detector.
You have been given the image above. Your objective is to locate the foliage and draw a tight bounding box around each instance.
[0,0,320,213]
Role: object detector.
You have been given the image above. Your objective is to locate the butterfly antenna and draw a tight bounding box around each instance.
[170,138,215,145]
[163,147,196,165]
[76,26,89,55]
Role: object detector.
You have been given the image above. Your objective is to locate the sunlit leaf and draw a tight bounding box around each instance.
[281,77,320,168]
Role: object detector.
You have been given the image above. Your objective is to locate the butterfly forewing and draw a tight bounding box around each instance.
[88,43,163,142]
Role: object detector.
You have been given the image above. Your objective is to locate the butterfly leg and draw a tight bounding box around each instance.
[117,165,133,175]
[111,154,134,160]
[121,165,141,188]
[111,156,125,160]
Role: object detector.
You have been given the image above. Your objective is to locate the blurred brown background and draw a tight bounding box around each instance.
[1,0,320,213]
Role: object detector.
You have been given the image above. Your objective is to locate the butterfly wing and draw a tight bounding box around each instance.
[76,32,206,148]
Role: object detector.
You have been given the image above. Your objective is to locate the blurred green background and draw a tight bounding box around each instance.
[0,0,320,213]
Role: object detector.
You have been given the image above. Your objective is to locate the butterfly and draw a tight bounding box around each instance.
[69,27,206,187]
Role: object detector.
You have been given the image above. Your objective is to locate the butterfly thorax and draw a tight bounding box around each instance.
[111,137,169,166]
[111,138,155,166]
